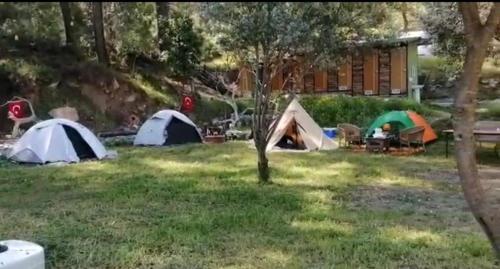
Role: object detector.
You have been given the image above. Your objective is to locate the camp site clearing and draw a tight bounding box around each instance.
[0,142,498,269]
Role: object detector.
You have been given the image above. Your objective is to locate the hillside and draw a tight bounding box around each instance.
[0,39,234,134]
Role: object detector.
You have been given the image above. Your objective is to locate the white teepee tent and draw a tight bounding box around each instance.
[266,98,338,152]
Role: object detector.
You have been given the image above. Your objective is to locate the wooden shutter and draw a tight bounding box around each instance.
[378,49,391,95]
[338,56,352,91]
[363,49,379,95]
[327,67,338,91]
[390,46,407,94]
[352,53,364,95]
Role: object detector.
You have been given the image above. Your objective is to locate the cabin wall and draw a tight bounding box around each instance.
[238,43,417,97]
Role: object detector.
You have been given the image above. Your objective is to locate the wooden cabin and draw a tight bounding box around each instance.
[238,36,428,98]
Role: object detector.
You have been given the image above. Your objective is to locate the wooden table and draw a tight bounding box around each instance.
[366,137,391,153]
[443,129,500,158]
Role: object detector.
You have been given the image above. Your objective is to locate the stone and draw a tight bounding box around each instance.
[49,106,79,122]
[488,79,498,88]
[112,78,120,90]
[125,94,137,103]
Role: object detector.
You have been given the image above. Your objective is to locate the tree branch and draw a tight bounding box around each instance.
[459,2,481,42]
[484,3,500,36]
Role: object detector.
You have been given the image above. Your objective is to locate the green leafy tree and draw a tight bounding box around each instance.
[0,3,63,44]
[421,2,499,72]
[112,3,157,65]
[203,2,395,182]
[162,11,203,81]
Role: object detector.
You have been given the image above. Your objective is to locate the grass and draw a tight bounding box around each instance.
[0,142,498,268]
[128,73,177,107]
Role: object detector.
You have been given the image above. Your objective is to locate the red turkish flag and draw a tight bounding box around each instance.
[8,101,27,119]
[181,95,195,113]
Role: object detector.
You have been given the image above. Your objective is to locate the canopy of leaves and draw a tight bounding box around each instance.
[201,2,398,70]
[421,2,499,67]
[161,11,203,80]
[0,2,63,43]
[109,3,157,60]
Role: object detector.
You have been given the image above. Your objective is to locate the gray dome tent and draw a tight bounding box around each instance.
[134,110,202,146]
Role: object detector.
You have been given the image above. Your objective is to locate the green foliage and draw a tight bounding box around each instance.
[112,3,157,60]
[418,57,460,84]
[193,95,233,124]
[202,3,398,68]
[0,58,55,83]
[481,100,500,120]
[0,2,63,43]
[420,2,498,69]
[420,3,464,64]
[161,11,203,79]
[300,95,434,128]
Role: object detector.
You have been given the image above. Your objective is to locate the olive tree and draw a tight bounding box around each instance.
[203,2,393,183]
[455,2,500,261]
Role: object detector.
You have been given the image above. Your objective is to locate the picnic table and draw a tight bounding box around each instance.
[443,128,500,158]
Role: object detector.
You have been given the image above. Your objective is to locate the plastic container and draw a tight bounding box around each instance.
[0,240,45,269]
[323,128,337,139]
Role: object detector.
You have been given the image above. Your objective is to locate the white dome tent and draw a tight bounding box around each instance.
[7,119,107,164]
[134,110,202,146]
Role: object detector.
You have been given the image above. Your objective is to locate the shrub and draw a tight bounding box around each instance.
[300,95,435,128]
[418,56,460,85]
[193,95,233,125]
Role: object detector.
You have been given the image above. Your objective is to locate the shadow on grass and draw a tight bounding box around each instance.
[0,142,496,268]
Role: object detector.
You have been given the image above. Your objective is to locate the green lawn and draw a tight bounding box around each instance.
[0,142,497,269]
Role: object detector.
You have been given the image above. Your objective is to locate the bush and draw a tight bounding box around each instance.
[480,100,500,120]
[300,95,435,128]
[193,95,233,125]
[418,56,460,85]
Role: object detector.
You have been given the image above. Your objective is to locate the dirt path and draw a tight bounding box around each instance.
[480,166,500,206]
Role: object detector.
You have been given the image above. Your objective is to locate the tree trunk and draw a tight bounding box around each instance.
[455,3,500,261]
[60,2,75,48]
[253,62,270,183]
[92,2,109,66]
[156,2,170,52]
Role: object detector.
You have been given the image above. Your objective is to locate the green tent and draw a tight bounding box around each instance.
[365,111,415,138]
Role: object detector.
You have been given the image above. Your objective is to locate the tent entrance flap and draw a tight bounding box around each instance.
[164,117,202,145]
[62,125,96,159]
[276,119,306,150]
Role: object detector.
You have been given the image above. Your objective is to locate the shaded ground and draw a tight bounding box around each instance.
[0,142,498,269]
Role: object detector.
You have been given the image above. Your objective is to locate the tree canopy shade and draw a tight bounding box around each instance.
[421,2,499,67]
[202,2,396,182]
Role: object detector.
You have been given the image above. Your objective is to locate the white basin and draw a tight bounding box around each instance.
[0,240,44,269]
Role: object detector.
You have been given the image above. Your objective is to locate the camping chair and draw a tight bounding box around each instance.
[337,123,363,148]
[399,126,426,152]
